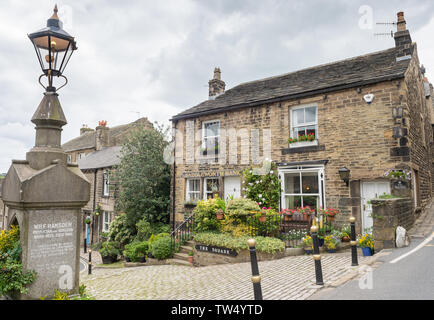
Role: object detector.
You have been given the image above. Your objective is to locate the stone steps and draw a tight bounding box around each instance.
[167,258,193,267]
[173,252,190,261]
[179,245,194,254]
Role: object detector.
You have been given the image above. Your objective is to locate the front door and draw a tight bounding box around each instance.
[361,181,390,232]
[224,176,241,200]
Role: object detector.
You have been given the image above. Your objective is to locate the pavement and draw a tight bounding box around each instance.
[80,250,372,300]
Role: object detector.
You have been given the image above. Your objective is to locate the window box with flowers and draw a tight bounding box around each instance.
[280,209,295,221]
[288,133,318,148]
[319,207,339,222]
[299,206,314,221]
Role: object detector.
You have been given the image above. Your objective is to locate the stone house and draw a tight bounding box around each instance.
[170,12,434,233]
[62,117,153,244]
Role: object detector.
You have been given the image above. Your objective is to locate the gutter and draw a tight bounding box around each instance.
[170,74,406,121]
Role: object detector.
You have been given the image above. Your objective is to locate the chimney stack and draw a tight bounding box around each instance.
[80,124,94,135]
[95,120,110,150]
[394,12,412,47]
[209,67,225,99]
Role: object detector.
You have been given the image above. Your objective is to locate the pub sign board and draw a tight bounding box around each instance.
[195,244,238,256]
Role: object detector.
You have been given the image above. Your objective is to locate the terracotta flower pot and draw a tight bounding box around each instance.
[216,213,224,220]
[327,216,335,222]
[303,214,310,222]
[188,256,194,264]
[259,215,267,223]
[284,215,292,222]
[342,235,350,242]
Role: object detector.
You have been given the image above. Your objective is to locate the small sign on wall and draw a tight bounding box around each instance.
[195,244,238,256]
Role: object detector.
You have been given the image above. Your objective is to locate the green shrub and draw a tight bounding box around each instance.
[135,217,171,241]
[193,232,285,253]
[108,214,135,247]
[0,227,37,296]
[149,232,170,247]
[123,241,149,262]
[193,197,225,232]
[225,198,260,216]
[99,241,122,258]
[151,236,174,260]
[0,225,20,253]
[242,162,281,209]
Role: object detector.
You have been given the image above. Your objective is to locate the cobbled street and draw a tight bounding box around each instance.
[80,251,372,300]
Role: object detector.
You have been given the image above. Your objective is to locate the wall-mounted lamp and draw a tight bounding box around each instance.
[392,107,403,119]
[338,167,350,187]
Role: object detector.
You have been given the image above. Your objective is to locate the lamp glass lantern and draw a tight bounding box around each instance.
[28,5,77,91]
[338,167,350,187]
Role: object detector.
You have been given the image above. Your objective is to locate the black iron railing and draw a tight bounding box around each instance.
[170,213,195,253]
[246,213,314,247]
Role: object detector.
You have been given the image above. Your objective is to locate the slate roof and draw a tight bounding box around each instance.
[172,46,413,120]
[78,146,122,170]
[62,117,151,152]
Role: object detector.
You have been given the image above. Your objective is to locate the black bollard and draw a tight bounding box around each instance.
[349,216,358,266]
[88,249,92,275]
[310,225,324,285]
[84,238,87,253]
[247,238,263,300]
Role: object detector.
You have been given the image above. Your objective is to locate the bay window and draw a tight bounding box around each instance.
[280,166,325,210]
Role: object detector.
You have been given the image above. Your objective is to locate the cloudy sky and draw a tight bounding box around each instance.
[1,0,434,173]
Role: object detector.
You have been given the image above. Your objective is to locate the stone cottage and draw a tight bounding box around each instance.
[62,117,153,244]
[170,12,434,233]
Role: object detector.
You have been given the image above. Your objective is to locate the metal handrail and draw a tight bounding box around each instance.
[170,213,195,253]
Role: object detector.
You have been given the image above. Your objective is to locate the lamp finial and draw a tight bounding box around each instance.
[50,4,59,20]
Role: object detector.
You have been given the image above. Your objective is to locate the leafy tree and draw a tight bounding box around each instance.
[115,123,171,230]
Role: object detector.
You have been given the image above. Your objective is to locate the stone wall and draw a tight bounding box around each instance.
[371,197,413,250]
[193,244,285,266]
[403,47,433,210]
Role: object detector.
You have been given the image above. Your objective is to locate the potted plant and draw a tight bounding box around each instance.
[358,233,374,256]
[300,206,313,222]
[340,225,351,242]
[302,235,313,254]
[187,251,194,264]
[216,208,224,220]
[281,209,293,221]
[100,241,121,264]
[324,234,339,253]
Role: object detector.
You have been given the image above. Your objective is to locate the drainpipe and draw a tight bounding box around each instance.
[172,120,177,231]
[92,169,97,244]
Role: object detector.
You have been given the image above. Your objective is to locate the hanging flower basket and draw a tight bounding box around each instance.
[85,217,92,224]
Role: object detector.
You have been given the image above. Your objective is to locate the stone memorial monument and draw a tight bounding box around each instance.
[1,6,90,299]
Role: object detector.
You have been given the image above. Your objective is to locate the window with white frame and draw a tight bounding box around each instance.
[67,154,72,163]
[186,178,200,202]
[102,211,112,232]
[204,178,219,199]
[202,120,220,155]
[279,166,324,210]
[290,105,318,141]
[103,170,110,197]
[78,152,86,159]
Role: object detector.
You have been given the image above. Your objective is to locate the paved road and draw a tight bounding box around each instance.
[311,230,434,300]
